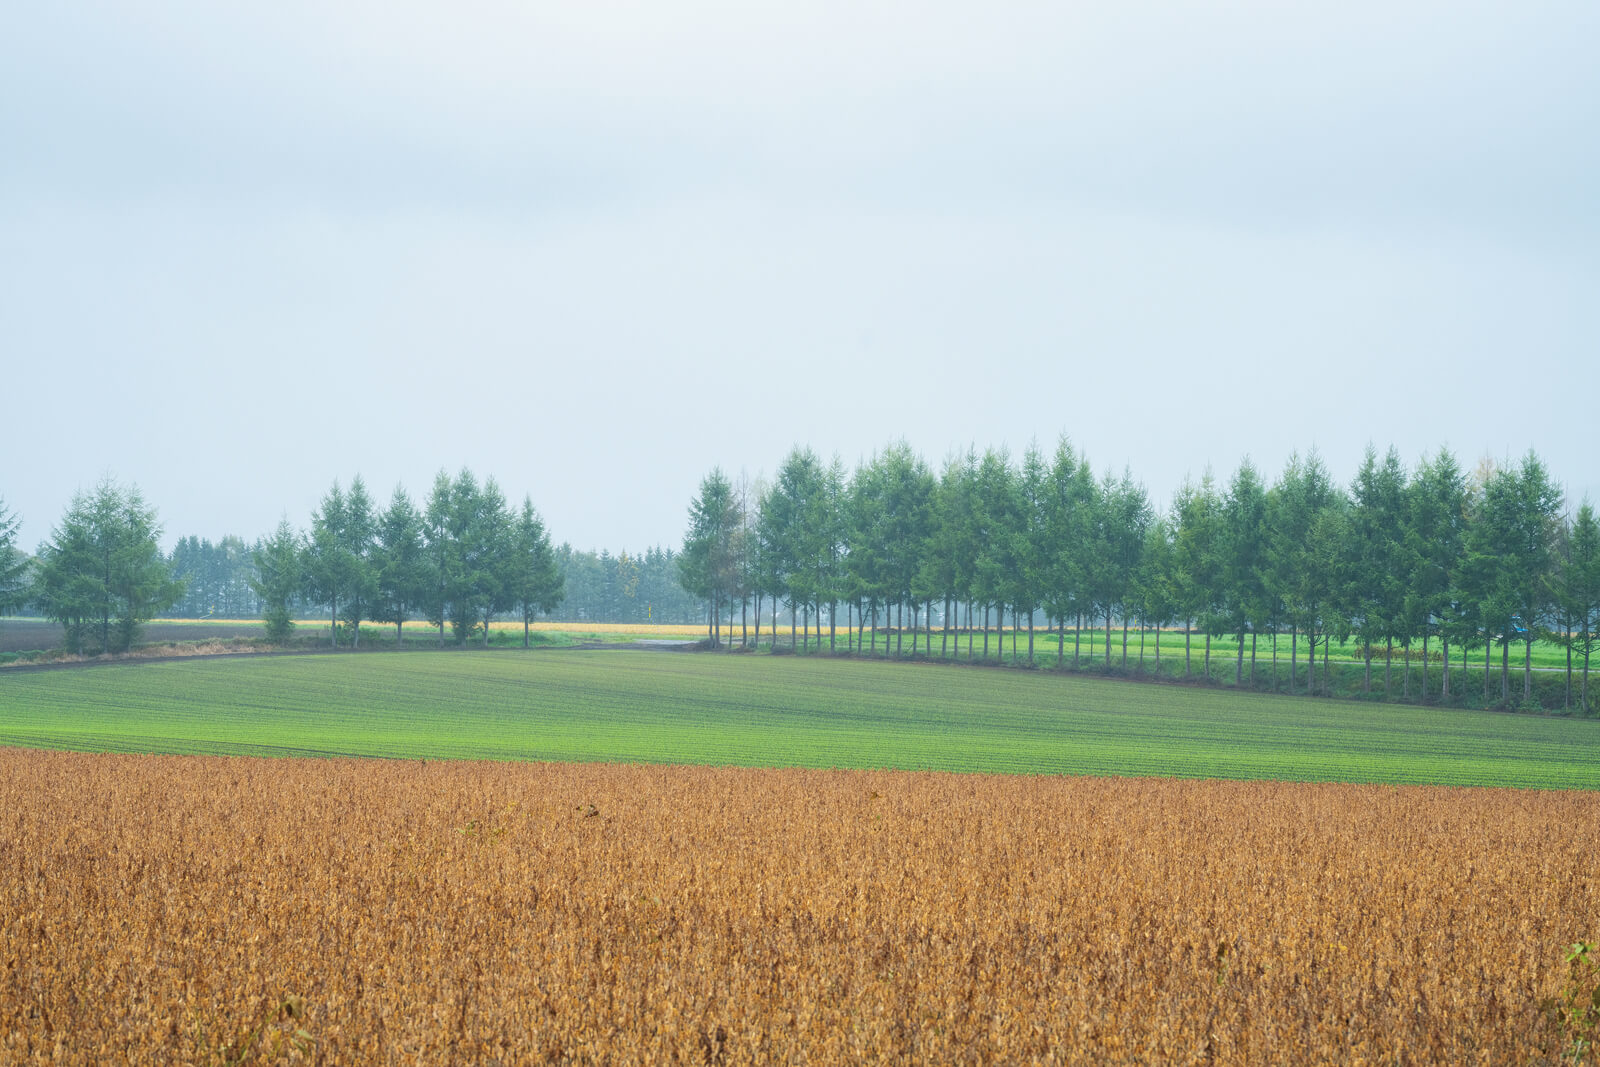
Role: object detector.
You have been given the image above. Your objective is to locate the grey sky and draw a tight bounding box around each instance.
[3,1,1596,554]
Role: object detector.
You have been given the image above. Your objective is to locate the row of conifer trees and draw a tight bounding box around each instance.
[679,440,1600,710]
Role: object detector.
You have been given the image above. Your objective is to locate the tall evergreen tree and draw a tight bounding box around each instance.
[1406,450,1467,701]
[250,518,302,643]
[305,480,353,648]
[422,471,456,647]
[1171,474,1223,680]
[1038,438,1093,668]
[1102,469,1152,668]
[36,478,182,654]
[510,496,564,647]
[1348,446,1409,696]
[373,486,426,645]
[0,498,32,615]
[1463,454,1563,704]
[1561,502,1600,713]
[1221,459,1269,685]
[679,468,741,648]
[878,443,936,658]
[971,448,1017,661]
[340,475,378,647]
[1265,451,1340,694]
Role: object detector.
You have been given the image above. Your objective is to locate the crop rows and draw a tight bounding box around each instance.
[4,652,1600,788]
[2,749,1596,1063]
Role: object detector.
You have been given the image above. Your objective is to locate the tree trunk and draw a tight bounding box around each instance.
[1384,637,1393,699]
[1442,633,1450,701]
[830,600,837,652]
[1105,610,1113,666]
[1203,633,1211,679]
[1289,626,1297,691]
[1120,617,1129,667]
[791,602,797,651]
[1501,639,1509,705]
[524,616,530,649]
[1308,630,1316,695]
[1322,635,1330,695]
[1565,636,1572,710]
[1028,610,1035,665]
[1421,632,1429,700]
[741,596,748,648]
[1138,622,1145,671]
[1583,633,1590,713]
[1184,620,1192,679]
[982,606,990,659]
[1484,636,1491,706]
[911,602,919,656]
[1524,636,1532,704]
[1442,633,1450,700]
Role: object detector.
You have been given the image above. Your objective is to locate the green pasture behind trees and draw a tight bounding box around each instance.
[2,652,1597,788]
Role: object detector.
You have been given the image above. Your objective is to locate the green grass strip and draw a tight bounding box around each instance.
[2,651,1597,788]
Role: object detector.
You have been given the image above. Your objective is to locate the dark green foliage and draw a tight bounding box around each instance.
[250,519,302,644]
[510,496,563,647]
[372,486,426,643]
[679,468,741,647]
[0,499,30,615]
[34,478,183,654]
[674,439,1586,715]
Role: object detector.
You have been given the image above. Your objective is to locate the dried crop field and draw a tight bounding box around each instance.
[3,750,1596,1064]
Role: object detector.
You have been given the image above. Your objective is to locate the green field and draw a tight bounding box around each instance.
[3,651,1598,788]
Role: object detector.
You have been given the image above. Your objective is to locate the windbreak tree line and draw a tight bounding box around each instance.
[2,469,569,652]
[679,441,1600,711]
[262,469,565,648]
[166,536,697,628]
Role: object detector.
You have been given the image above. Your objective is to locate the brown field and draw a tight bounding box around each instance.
[2,751,1596,1064]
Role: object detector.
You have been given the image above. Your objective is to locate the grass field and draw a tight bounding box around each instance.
[3,650,1598,788]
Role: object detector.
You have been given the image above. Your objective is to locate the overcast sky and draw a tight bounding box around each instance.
[3,1,1596,554]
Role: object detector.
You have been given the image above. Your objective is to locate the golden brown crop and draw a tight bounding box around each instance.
[1,749,1596,1064]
